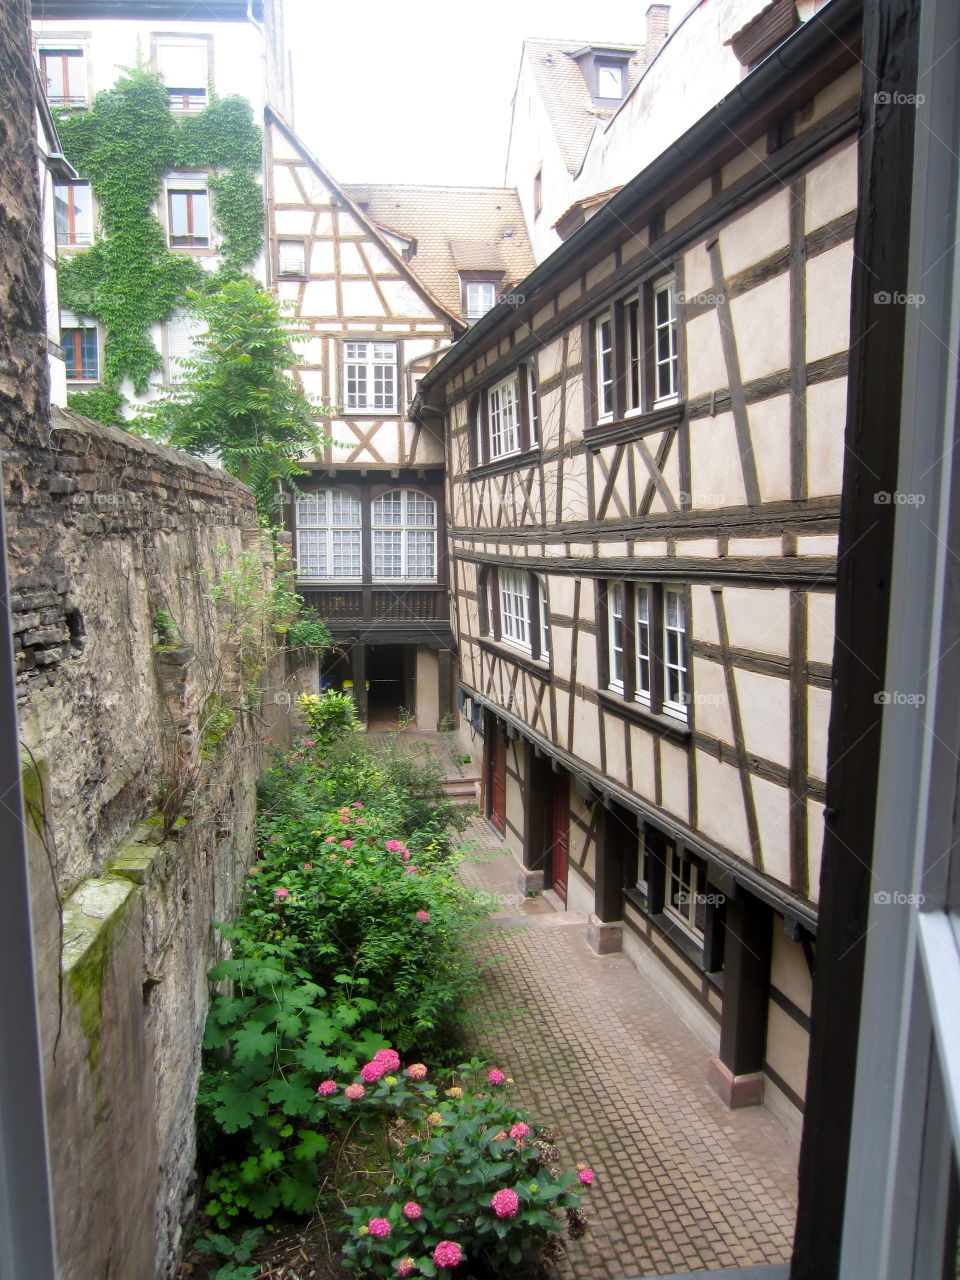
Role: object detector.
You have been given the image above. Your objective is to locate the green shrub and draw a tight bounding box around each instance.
[297,690,360,751]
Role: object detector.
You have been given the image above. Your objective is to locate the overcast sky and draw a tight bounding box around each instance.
[285,0,648,186]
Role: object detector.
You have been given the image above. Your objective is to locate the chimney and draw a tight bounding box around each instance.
[644,4,670,61]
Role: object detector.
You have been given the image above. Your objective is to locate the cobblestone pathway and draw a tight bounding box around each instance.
[456,817,799,1280]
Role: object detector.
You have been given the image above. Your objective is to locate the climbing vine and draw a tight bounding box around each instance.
[54,66,263,412]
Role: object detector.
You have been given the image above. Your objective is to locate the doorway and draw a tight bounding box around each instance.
[549,773,569,904]
[366,644,414,729]
[486,713,507,834]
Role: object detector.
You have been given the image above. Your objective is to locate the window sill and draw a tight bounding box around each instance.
[584,402,684,450]
[624,890,706,969]
[597,688,691,742]
[477,636,551,678]
[469,448,540,479]
[340,409,401,417]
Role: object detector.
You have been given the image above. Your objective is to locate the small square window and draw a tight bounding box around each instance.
[156,38,208,112]
[463,280,498,320]
[596,61,624,99]
[40,47,87,108]
[167,184,210,248]
[54,182,93,247]
[61,318,99,381]
[278,240,307,276]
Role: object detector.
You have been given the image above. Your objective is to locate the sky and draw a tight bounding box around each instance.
[284,0,646,186]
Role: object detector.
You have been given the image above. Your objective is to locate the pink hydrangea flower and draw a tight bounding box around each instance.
[303,739,316,746]
[385,839,405,853]
[273,886,290,899]
[341,839,354,849]
[344,1083,366,1100]
[432,1241,463,1268]
[404,866,419,875]
[374,1049,401,1071]
[396,1260,416,1277]
[578,1167,594,1185]
[344,858,354,866]
[302,863,312,871]
[360,1060,387,1083]
[509,1122,530,1140]
[491,1188,519,1218]
[316,1080,337,1096]
[338,814,351,823]
[402,1201,422,1220]
[368,1218,391,1239]
[407,1063,428,1080]
[415,910,430,922]
[487,1068,506,1085]
[353,802,364,809]
[325,836,337,844]
[402,851,412,861]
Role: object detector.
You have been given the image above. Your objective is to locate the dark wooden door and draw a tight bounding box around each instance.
[550,775,569,904]
[489,725,506,834]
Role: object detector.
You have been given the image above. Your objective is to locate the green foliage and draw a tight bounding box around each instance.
[139,279,329,517]
[285,610,333,655]
[66,382,127,426]
[195,1227,263,1280]
[296,690,360,751]
[153,608,180,647]
[199,927,382,1227]
[54,65,263,402]
[340,1060,585,1278]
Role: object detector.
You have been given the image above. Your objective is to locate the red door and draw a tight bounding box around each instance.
[489,726,506,835]
[551,775,569,904]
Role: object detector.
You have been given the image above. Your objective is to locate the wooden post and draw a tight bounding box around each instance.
[708,889,772,1107]
[352,642,368,725]
[588,803,627,954]
[436,647,453,731]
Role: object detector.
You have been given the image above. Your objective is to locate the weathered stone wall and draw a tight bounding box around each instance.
[2,4,266,1274]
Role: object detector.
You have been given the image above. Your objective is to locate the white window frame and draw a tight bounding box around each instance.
[662,586,688,719]
[607,582,626,692]
[295,490,362,582]
[164,308,205,384]
[652,276,679,406]
[164,174,211,249]
[277,239,307,277]
[498,569,532,651]
[594,311,615,420]
[464,280,497,319]
[371,489,437,582]
[488,374,520,459]
[39,43,87,108]
[664,844,706,943]
[342,341,398,413]
[596,60,624,99]
[634,584,652,704]
[60,310,99,382]
[53,181,93,247]
[537,576,550,660]
[155,36,209,113]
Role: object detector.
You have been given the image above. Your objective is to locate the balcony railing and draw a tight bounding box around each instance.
[297,584,450,624]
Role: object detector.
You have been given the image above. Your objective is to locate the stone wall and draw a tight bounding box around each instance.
[2,4,267,1274]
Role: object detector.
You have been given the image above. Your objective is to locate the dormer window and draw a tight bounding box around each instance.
[596,61,624,99]
[464,280,498,320]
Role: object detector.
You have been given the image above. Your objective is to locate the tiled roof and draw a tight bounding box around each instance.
[521,38,645,174]
[343,185,535,319]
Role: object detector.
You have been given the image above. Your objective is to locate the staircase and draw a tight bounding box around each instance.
[442,771,481,808]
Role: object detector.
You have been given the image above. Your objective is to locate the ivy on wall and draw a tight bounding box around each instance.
[54,67,264,411]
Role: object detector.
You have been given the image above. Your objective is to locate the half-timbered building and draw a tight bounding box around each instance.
[265,111,534,727]
[415,0,860,1125]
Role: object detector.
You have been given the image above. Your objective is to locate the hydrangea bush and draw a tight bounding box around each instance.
[336,1058,592,1277]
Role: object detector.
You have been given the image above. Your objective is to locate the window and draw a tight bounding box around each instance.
[596,60,624,99]
[343,341,397,412]
[603,580,688,721]
[463,280,498,319]
[295,491,362,580]
[155,37,209,112]
[166,178,210,248]
[277,240,307,277]
[371,489,437,581]
[594,313,614,419]
[39,47,86,107]
[54,182,92,246]
[488,375,520,458]
[480,567,550,663]
[589,274,680,424]
[164,309,205,383]
[534,168,543,218]
[664,844,707,942]
[474,363,540,466]
[61,313,98,381]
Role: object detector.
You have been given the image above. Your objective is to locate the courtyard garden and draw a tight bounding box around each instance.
[181,691,592,1280]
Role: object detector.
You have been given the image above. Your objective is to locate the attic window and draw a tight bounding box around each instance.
[596,61,624,99]
[463,279,498,320]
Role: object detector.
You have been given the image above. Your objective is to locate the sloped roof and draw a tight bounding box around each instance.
[521,38,645,174]
[343,185,536,320]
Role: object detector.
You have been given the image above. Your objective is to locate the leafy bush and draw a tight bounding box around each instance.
[285,610,332,654]
[339,1060,591,1278]
[297,690,360,751]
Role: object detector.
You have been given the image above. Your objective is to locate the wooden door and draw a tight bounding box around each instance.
[550,774,569,904]
[489,725,506,835]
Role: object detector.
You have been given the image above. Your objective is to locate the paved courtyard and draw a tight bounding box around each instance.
[456,816,800,1280]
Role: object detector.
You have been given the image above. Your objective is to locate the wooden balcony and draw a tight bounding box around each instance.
[296,583,453,643]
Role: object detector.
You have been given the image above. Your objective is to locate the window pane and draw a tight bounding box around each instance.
[663,587,687,714]
[373,529,402,577]
[499,569,531,647]
[489,376,519,457]
[297,495,327,527]
[597,62,623,97]
[278,241,306,275]
[373,492,403,526]
[406,529,436,578]
[297,528,326,578]
[330,491,360,526]
[608,583,625,688]
[331,529,361,577]
[635,585,651,697]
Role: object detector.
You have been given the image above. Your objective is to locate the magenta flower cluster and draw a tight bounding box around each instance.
[432,1240,463,1268]
[368,1217,391,1239]
[360,1059,388,1084]
[491,1187,519,1218]
[487,1068,505,1085]
[402,1201,421,1220]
